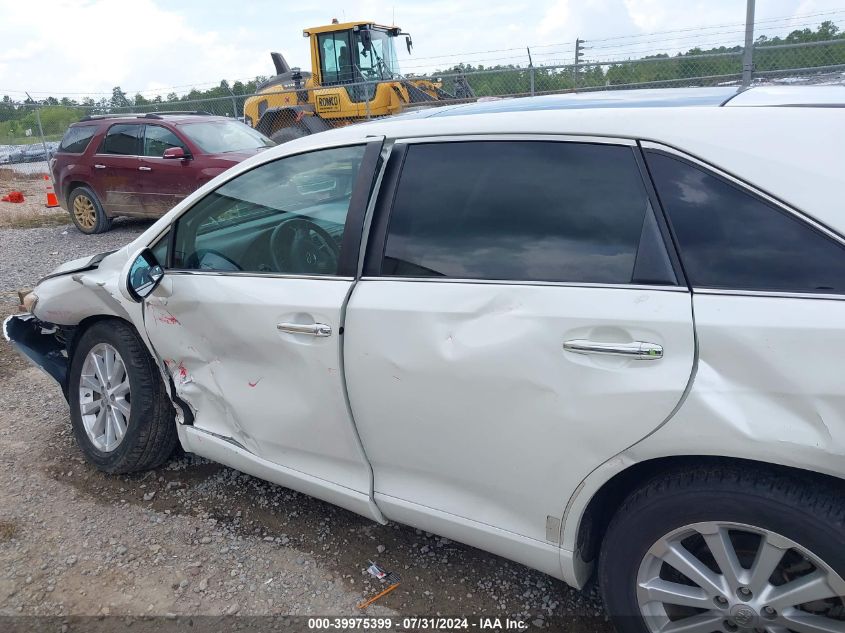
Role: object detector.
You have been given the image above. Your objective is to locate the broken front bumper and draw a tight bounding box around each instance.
[3,314,70,397]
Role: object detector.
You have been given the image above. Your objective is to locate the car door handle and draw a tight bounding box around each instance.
[138,166,152,171]
[276,322,332,337]
[563,339,663,360]
[93,164,106,169]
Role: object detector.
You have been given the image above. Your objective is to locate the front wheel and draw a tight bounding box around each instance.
[599,465,845,633]
[68,320,177,473]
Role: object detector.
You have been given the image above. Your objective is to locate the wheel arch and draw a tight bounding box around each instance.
[566,454,845,587]
[68,314,132,361]
[65,180,91,206]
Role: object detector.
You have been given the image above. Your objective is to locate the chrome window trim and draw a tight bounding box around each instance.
[392,133,638,147]
[359,276,687,292]
[694,288,845,301]
[640,140,845,248]
[166,269,355,282]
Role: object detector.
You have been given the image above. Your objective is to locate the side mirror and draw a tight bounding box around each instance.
[126,248,164,302]
[360,29,372,52]
[405,35,413,54]
[163,147,189,160]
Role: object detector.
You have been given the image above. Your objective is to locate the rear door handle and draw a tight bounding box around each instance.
[563,339,663,360]
[93,164,106,169]
[138,166,152,171]
[277,322,332,337]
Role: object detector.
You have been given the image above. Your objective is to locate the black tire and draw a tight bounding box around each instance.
[270,125,309,144]
[599,464,845,633]
[68,319,177,473]
[69,186,111,234]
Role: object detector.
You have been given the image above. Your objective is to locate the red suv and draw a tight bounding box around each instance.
[50,112,274,234]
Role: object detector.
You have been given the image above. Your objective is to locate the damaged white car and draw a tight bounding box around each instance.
[6,86,845,632]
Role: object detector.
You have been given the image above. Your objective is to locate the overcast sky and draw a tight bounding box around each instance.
[1,0,843,99]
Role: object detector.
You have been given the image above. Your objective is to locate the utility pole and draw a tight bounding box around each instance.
[527,47,535,97]
[574,38,585,89]
[741,0,756,88]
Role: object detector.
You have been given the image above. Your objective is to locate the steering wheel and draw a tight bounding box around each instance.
[270,217,340,275]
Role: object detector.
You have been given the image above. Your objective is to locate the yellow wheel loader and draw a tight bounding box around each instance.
[243,20,474,143]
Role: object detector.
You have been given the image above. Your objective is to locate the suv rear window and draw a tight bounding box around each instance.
[58,125,97,153]
[99,124,142,155]
[380,141,670,284]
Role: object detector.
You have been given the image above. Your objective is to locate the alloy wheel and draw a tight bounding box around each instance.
[79,343,131,452]
[73,194,96,230]
[637,521,845,633]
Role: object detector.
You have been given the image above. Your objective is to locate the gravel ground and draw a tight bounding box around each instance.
[0,219,610,631]
[0,219,150,308]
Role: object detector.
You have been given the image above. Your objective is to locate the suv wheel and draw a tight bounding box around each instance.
[69,186,111,234]
[599,465,845,633]
[68,320,177,473]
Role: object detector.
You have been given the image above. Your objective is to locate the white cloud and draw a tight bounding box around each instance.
[538,0,572,38]
[0,0,842,99]
[0,0,269,97]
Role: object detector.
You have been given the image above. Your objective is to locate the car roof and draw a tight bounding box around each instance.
[386,85,845,121]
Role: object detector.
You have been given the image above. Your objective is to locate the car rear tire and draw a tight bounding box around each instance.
[68,319,177,473]
[69,186,111,234]
[598,464,845,633]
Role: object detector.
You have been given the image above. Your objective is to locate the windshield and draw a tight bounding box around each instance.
[179,120,274,154]
[356,29,400,79]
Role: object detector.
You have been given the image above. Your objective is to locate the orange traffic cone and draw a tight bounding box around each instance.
[44,175,59,208]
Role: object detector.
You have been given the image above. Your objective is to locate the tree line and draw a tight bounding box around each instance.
[1,21,843,142]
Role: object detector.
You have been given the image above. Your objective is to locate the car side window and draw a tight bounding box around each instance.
[59,126,97,153]
[380,140,675,285]
[646,150,845,294]
[150,231,169,266]
[171,144,367,275]
[143,125,186,157]
[99,124,141,155]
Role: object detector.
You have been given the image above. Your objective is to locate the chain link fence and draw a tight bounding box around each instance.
[2,32,843,184]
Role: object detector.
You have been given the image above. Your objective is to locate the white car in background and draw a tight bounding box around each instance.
[5,86,845,633]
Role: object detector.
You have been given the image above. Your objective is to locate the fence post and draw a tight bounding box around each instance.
[527,47,535,96]
[225,85,238,119]
[29,98,50,171]
[741,0,756,88]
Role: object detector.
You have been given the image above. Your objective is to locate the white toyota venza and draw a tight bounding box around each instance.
[6,86,845,633]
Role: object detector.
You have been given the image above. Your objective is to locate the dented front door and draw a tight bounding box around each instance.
[141,140,383,494]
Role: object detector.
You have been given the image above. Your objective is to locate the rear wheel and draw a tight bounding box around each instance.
[68,320,177,473]
[69,186,111,234]
[599,465,845,633]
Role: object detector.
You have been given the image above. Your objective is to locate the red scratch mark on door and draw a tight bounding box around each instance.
[157,313,180,325]
[248,378,262,388]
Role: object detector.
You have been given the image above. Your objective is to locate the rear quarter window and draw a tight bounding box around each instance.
[646,150,845,294]
[58,126,98,154]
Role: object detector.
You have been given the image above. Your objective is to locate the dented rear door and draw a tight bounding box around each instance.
[344,138,696,543]
[142,139,383,494]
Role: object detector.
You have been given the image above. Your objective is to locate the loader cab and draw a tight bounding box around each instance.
[307,22,406,101]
